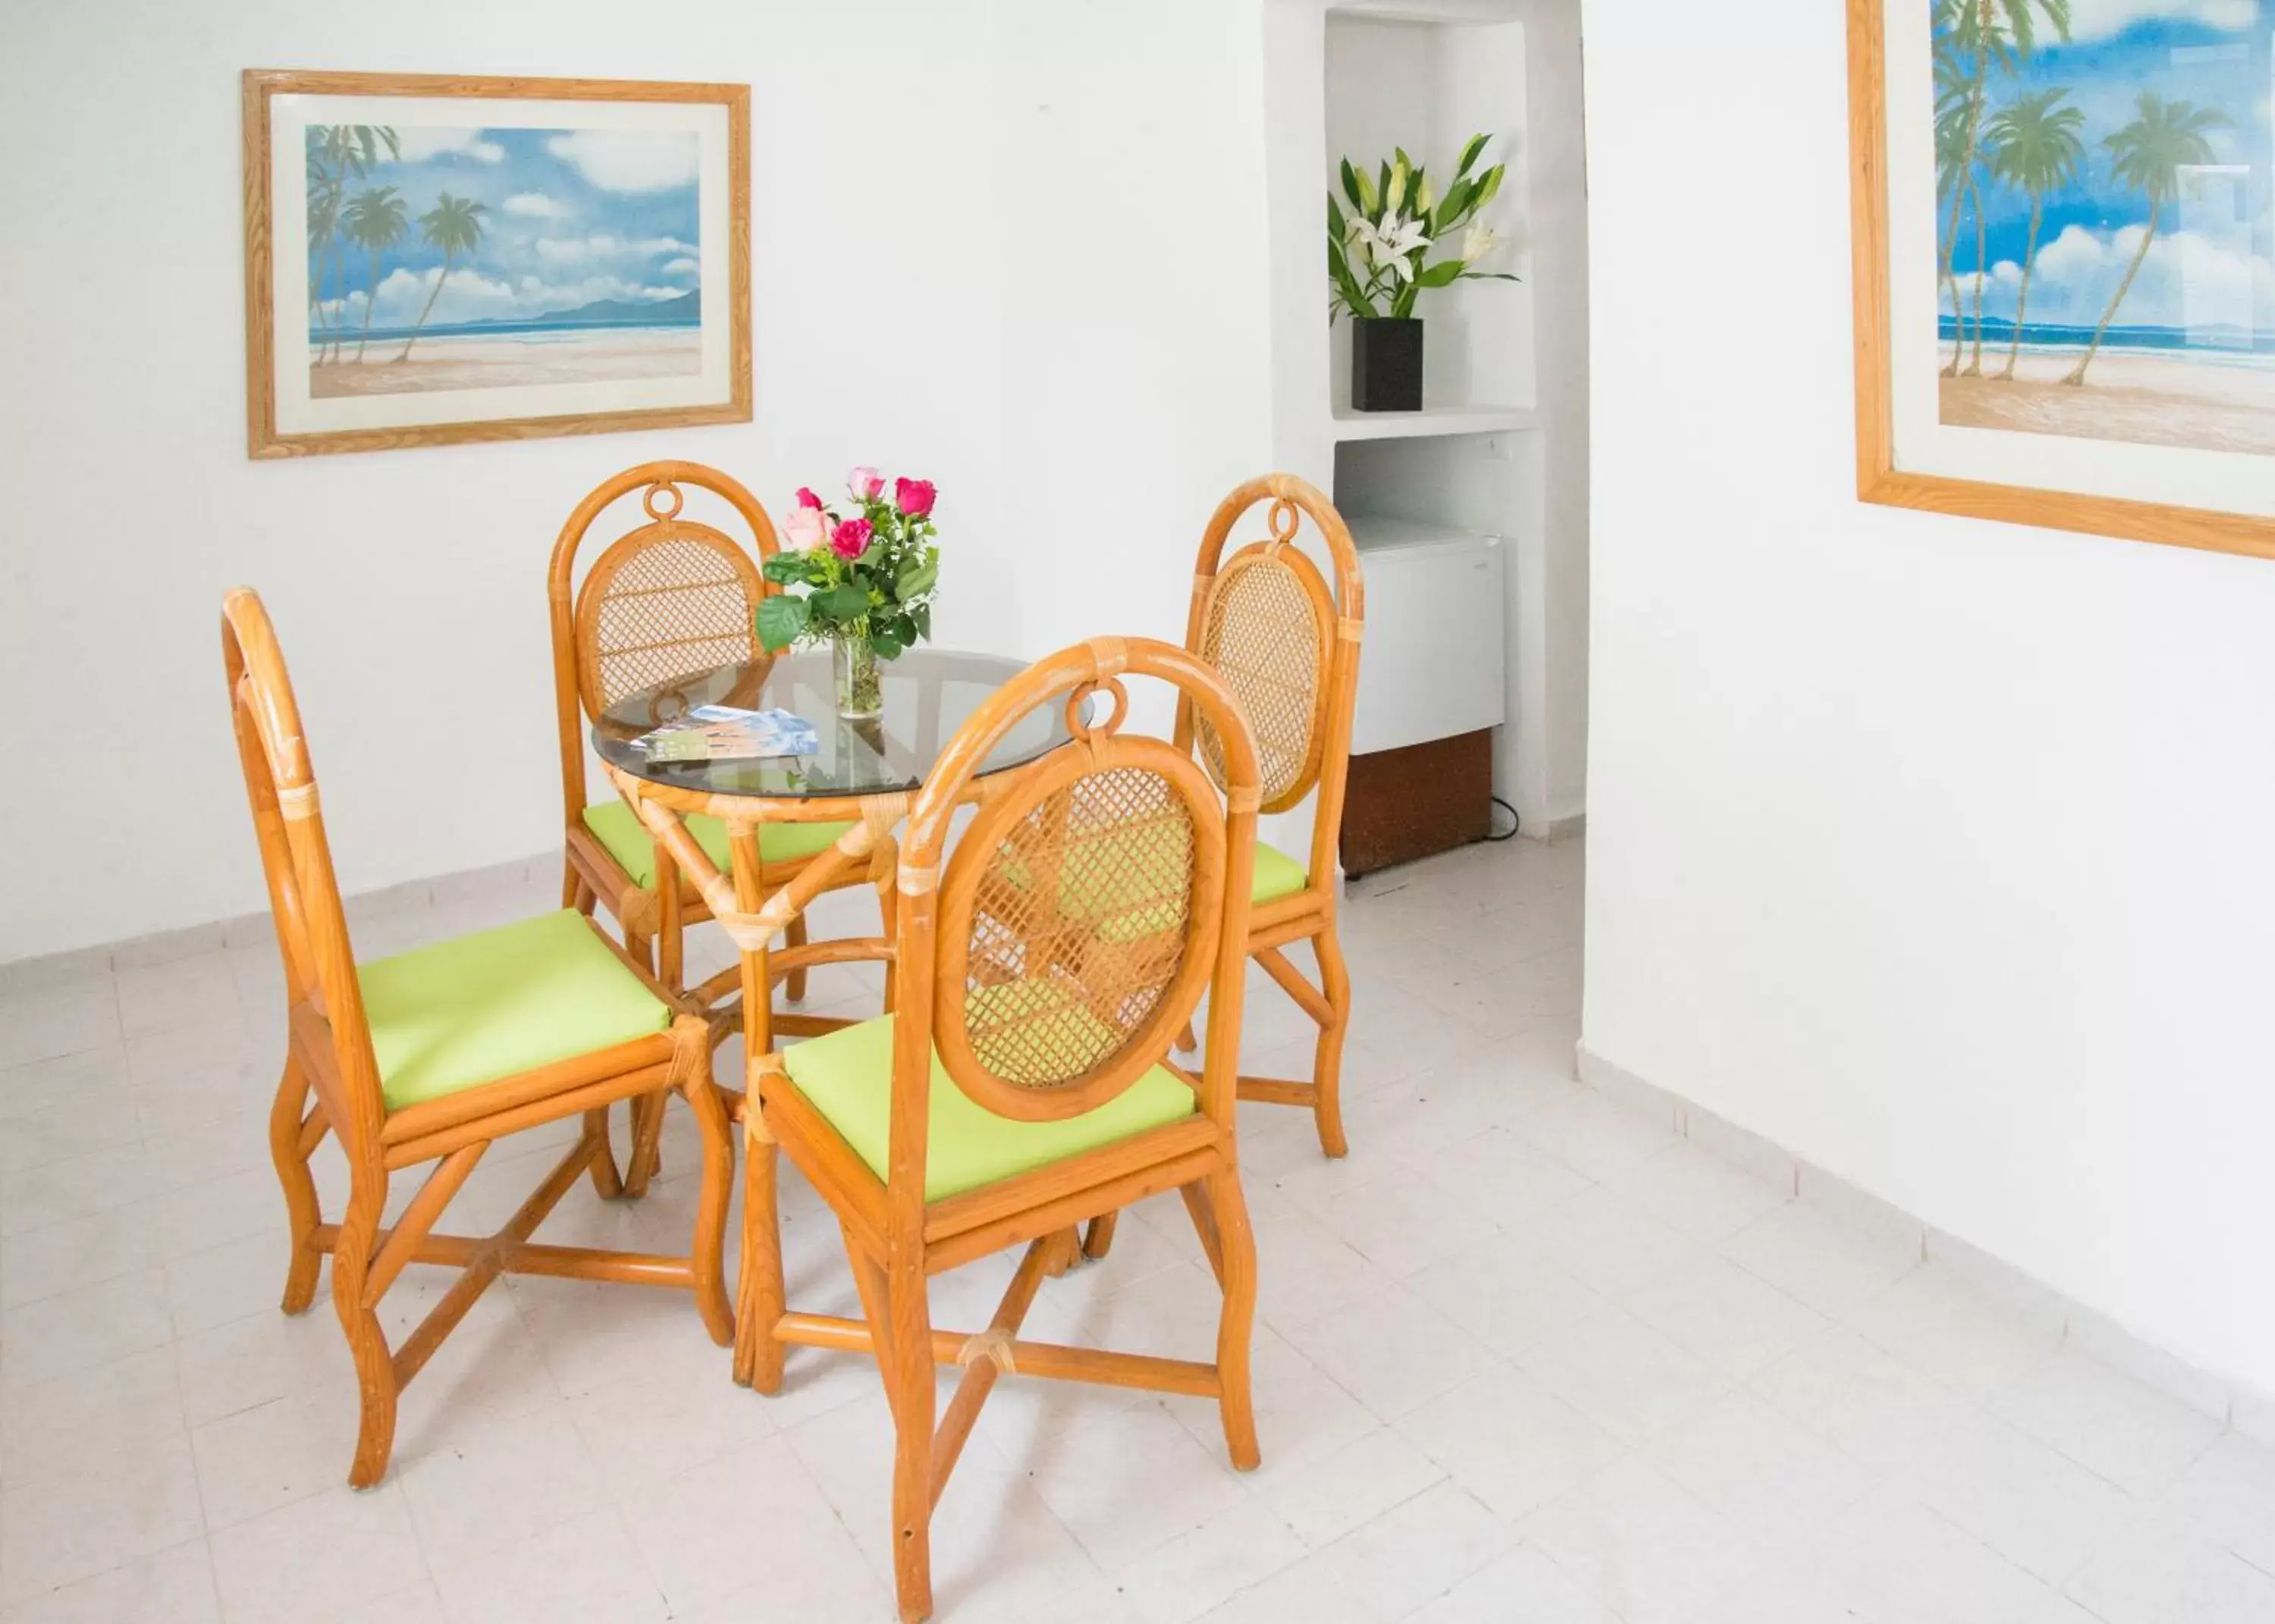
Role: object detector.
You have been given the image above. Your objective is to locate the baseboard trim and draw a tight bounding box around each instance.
[1575,1041,2275,1442]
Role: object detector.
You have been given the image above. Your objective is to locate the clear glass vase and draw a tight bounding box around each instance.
[833,631,883,720]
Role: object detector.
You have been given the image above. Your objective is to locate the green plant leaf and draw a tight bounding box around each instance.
[761,553,809,585]
[890,612,918,646]
[911,600,931,641]
[896,558,937,599]
[821,582,868,620]
[1473,163,1505,209]
[872,631,905,660]
[1415,258,1465,288]
[1456,132,1489,177]
[1327,195,1345,240]
[1434,179,1473,233]
[755,594,807,652]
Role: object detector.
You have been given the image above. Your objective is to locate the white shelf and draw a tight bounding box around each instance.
[1329,403,1539,442]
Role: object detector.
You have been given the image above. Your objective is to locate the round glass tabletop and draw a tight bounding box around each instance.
[592,647,1072,801]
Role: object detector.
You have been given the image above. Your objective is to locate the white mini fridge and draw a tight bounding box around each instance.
[1340,517,1505,873]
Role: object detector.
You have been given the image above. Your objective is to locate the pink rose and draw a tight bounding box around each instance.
[895,477,937,519]
[846,466,884,502]
[783,506,827,550]
[830,516,874,560]
[794,487,823,510]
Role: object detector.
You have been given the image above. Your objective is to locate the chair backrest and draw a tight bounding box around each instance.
[548,460,778,824]
[886,638,1263,1207]
[221,588,388,1155]
[1177,475,1364,890]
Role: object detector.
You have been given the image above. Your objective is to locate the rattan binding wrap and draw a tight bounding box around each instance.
[965,765,1197,1089]
[1193,545,1334,815]
[574,519,764,713]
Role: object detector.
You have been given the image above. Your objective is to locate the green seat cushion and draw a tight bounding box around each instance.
[782,1010,1198,1202]
[359,909,671,1111]
[582,800,852,889]
[1250,842,1308,906]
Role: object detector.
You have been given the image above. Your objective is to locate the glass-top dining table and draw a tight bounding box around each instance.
[592,644,1078,1042]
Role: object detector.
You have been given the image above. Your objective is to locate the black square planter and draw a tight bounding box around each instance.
[1351,317,1423,412]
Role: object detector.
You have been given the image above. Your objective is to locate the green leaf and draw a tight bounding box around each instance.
[911,600,932,641]
[821,582,868,620]
[761,553,809,585]
[1327,195,1345,240]
[872,632,905,660]
[1472,163,1505,209]
[896,557,937,599]
[755,594,807,652]
[1415,258,1465,289]
[1455,132,1489,177]
[1434,179,1473,233]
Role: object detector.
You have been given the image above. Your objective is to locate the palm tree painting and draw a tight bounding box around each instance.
[288,115,711,406]
[393,193,487,363]
[1982,89,2083,380]
[1927,2,2275,458]
[2059,95,2229,387]
[339,187,407,363]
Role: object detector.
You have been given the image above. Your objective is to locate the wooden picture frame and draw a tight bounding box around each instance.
[1847,0,2275,563]
[243,70,750,459]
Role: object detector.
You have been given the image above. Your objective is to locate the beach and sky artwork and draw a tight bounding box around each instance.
[1932,0,2275,456]
[248,76,743,456]
[303,123,703,400]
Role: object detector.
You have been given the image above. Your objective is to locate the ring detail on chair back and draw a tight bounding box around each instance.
[1191,498,1337,816]
[573,503,766,714]
[937,688,1228,1124]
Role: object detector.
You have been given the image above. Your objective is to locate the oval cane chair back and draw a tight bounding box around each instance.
[1180,475,1366,870]
[221,588,386,1151]
[549,462,780,815]
[900,640,1264,1145]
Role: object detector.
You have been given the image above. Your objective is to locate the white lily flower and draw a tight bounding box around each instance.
[1351,212,1432,281]
[1461,218,1500,266]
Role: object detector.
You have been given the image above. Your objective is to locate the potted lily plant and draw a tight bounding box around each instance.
[758,466,941,719]
[1328,133,1517,411]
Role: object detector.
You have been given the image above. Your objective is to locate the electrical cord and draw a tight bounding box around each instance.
[1485,796,1519,842]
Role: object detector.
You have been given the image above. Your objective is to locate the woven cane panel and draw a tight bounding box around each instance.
[588,532,757,709]
[965,767,1196,1091]
[1196,555,1324,808]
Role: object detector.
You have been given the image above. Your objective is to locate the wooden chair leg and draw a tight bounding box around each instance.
[584,1105,625,1199]
[562,859,590,912]
[1310,926,1352,1159]
[1198,1168,1260,1471]
[681,1053,736,1347]
[1081,1211,1119,1261]
[268,1057,325,1314]
[784,913,810,1002]
[623,1093,667,1197]
[733,1130,786,1393]
[1175,1017,1198,1054]
[884,1260,936,1624]
[329,1174,400,1488]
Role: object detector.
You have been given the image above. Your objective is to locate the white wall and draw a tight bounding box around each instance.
[0,0,1272,962]
[1581,0,2275,1399]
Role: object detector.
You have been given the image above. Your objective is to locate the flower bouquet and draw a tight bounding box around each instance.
[758,466,942,718]
[1326,133,1517,410]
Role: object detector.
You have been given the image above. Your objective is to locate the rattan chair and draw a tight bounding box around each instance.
[551,460,868,1187]
[727,637,1266,1624]
[225,588,733,1490]
[1173,473,1364,1158]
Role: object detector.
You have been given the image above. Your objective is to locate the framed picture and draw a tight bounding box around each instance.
[1848,0,2275,561]
[242,70,748,458]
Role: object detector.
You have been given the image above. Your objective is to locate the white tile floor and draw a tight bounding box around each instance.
[4,836,2273,1622]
